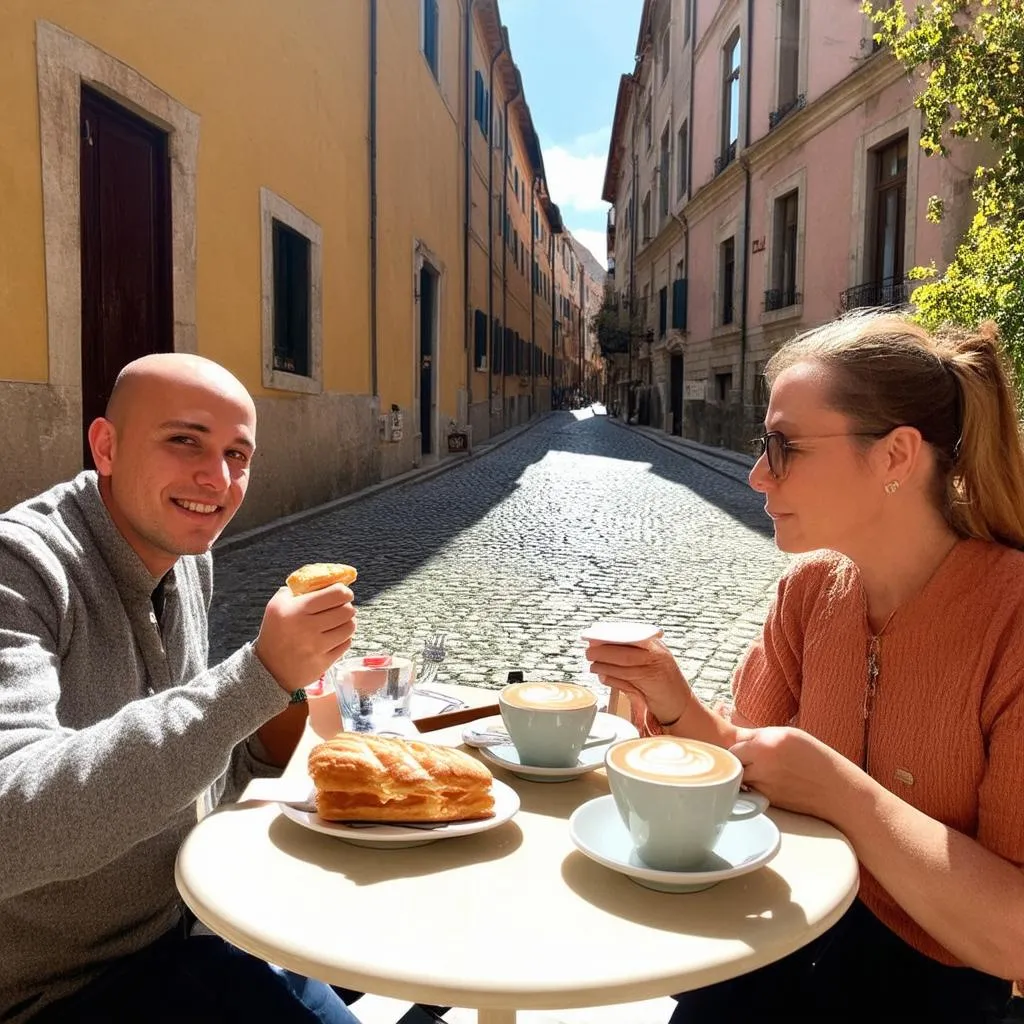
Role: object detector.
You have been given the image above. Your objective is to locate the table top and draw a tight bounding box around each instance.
[176,709,859,1011]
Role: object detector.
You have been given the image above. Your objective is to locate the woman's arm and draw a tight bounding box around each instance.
[733,727,1024,980]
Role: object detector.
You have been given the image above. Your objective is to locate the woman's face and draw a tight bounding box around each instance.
[749,361,892,555]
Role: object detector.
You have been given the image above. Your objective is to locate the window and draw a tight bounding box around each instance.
[872,135,908,291]
[777,0,800,112]
[473,309,488,370]
[422,0,439,79]
[720,31,741,169]
[720,236,735,325]
[660,28,671,82]
[641,192,651,242]
[683,0,692,44]
[715,371,734,403]
[768,190,799,309]
[474,70,490,137]
[272,220,311,377]
[658,286,668,337]
[672,266,688,330]
[643,95,653,151]
[677,120,689,202]
[658,125,670,220]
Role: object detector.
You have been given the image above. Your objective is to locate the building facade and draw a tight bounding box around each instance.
[603,0,978,449]
[0,0,597,528]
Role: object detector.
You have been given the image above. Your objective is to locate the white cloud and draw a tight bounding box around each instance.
[542,128,612,215]
[571,228,607,269]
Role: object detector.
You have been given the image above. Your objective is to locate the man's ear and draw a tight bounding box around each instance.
[88,417,117,474]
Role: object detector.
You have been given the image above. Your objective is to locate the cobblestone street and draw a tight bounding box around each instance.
[209,411,790,706]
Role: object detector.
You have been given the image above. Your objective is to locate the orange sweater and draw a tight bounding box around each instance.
[722,539,1024,965]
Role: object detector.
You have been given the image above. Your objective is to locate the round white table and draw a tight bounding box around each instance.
[176,723,859,1024]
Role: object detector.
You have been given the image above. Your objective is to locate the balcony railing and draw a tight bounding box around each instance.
[768,93,806,130]
[764,287,801,312]
[840,277,911,311]
[713,140,737,177]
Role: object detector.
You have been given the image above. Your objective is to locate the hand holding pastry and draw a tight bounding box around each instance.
[255,563,358,693]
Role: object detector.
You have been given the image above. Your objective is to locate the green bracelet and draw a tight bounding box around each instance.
[288,688,307,704]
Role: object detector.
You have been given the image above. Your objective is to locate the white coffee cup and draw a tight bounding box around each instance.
[605,735,769,871]
[498,681,598,768]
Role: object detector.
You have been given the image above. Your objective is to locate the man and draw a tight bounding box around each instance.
[0,354,362,1023]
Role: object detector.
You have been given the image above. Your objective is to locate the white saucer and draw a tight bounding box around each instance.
[580,621,662,645]
[475,714,639,783]
[278,778,519,849]
[569,795,781,892]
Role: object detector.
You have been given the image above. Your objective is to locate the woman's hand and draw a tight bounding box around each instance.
[584,637,695,727]
[729,726,855,820]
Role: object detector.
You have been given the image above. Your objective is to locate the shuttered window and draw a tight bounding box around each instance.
[422,0,439,79]
[474,309,488,370]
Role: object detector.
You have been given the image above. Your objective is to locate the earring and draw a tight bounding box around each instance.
[884,480,900,495]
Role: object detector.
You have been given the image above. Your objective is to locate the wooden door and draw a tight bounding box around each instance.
[419,266,435,455]
[670,353,684,436]
[80,87,172,465]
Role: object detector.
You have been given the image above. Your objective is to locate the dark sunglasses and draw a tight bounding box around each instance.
[751,430,892,480]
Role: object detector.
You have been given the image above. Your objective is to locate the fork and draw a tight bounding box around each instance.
[417,632,447,690]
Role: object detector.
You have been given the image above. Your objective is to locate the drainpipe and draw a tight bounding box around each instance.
[738,0,753,422]
[369,0,379,397]
[462,0,476,426]
[502,84,521,430]
[529,176,537,413]
[486,33,508,436]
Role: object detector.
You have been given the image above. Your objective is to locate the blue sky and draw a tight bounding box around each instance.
[500,0,644,268]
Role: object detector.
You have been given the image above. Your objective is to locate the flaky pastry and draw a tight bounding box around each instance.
[286,563,358,595]
[308,734,495,822]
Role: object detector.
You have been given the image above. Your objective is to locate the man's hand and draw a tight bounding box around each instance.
[254,584,356,693]
[584,636,695,726]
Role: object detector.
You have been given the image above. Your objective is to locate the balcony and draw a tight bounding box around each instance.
[840,277,910,311]
[769,93,806,130]
[713,140,737,177]
[764,287,801,312]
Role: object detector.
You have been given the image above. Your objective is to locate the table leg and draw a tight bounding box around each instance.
[476,1010,516,1024]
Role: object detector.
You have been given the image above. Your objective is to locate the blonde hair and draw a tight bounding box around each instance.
[765,312,1024,550]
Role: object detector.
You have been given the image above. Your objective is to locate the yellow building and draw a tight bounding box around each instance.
[0,0,564,529]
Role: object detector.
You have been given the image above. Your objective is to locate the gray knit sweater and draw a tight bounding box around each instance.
[0,473,290,1022]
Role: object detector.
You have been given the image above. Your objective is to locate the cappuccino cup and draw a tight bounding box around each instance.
[498,681,598,768]
[605,736,769,871]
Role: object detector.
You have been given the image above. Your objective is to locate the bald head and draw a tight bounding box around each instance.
[106,353,255,429]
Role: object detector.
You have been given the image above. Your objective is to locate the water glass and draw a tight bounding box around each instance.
[331,655,417,733]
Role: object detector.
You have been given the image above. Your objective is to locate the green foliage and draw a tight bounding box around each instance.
[865,0,1024,365]
[590,295,633,357]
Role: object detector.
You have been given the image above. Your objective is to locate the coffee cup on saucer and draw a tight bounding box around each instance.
[498,681,598,769]
[605,735,769,872]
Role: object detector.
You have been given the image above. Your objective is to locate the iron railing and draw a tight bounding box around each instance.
[768,93,806,130]
[839,277,910,311]
[764,287,801,312]
[713,140,737,177]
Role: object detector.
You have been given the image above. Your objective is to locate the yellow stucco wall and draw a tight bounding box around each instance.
[376,0,466,421]
[0,0,370,397]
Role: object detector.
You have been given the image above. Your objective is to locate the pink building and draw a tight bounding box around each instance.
[603,0,977,448]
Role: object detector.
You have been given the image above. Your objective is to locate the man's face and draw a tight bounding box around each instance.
[91,378,256,576]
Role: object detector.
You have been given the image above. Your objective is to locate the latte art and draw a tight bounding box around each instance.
[608,737,736,784]
[501,681,596,712]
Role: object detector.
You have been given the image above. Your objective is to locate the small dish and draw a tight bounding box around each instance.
[278,778,520,849]
[475,714,639,782]
[569,794,781,893]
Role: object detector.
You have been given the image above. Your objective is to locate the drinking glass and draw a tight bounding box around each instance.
[331,654,417,733]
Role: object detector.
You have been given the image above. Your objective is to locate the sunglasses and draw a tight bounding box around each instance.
[751,430,892,480]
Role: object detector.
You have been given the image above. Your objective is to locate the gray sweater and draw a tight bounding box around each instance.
[0,473,290,1022]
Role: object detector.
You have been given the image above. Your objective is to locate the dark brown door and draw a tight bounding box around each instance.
[80,86,172,466]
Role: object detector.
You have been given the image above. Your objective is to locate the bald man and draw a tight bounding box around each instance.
[0,355,361,1023]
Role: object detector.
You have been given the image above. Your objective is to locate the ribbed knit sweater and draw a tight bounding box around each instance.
[0,473,290,1022]
[730,540,1024,965]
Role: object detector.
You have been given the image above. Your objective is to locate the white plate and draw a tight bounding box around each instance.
[569,794,781,893]
[475,713,639,783]
[278,778,520,849]
[580,621,663,645]
[462,712,619,749]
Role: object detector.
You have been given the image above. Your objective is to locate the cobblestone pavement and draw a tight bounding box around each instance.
[209,410,791,706]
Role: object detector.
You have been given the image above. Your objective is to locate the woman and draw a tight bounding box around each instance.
[586,314,1024,1022]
